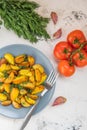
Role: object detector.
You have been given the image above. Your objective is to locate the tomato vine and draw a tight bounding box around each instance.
[53,29,87,77]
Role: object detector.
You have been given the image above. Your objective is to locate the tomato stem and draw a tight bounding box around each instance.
[69,41,87,65]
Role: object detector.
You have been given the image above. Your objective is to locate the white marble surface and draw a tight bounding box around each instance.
[0,0,87,130]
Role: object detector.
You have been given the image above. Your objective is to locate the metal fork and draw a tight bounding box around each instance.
[20,68,58,130]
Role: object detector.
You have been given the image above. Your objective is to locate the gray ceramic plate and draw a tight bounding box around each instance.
[0,44,55,119]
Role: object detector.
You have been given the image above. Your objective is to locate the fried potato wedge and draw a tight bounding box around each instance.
[28,56,35,66]
[21,97,31,107]
[36,73,47,85]
[25,96,36,105]
[0,84,4,92]
[5,72,15,84]
[3,83,10,93]
[0,64,11,72]
[35,69,42,82]
[31,85,45,94]
[29,75,35,82]
[19,69,32,77]
[12,101,21,109]
[10,88,19,101]
[0,93,7,101]
[13,76,27,84]
[1,100,11,106]
[15,95,22,104]
[33,64,44,73]
[20,89,27,95]
[19,61,30,67]
[4,53,14,65]
[27,94,38,100]
[10,65,20,70]
[0,58,7,66]
[15,54,25,63]
[21,82,35,89]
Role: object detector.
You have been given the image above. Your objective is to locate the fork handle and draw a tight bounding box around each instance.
[19,96,41,130]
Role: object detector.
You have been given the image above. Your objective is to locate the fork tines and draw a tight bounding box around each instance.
[46,68,58,86]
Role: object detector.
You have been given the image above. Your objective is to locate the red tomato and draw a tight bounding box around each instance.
[67,30,86,48]
[58,60,75,77]
[83,41,87,52]
[72,50,87,67]
[53,41,73,60]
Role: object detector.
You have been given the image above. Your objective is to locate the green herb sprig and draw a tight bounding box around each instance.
[0,0,50,43]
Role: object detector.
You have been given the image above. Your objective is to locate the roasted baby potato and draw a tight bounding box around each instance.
[36,72,47,85]
[0,93,7,101]
[0,64,11,72]
[28,56,35,66]
[35,69,42,82]
[25,96,36,105]
[0,58,7,66]
[3,83,10,93]
[15,95,22,104]
[13,76,27,84]
[4,53,14,65]
[21,97,31,107]
[33,64,44,73]
[19,61,29,67]
[29,75,35,82]
[10,88,19,101]
[27,94,38,100]
[1,100,11,106]
[10,65,20,70]
[0,53,47,109]
[20,89,27,95]
[15,54,25,63]
[0,84,4,92]
[19,69,32,77]
[31,85,45,94]
[12,101,21,109]
[21,82,35,89]
[5,72,14,83]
